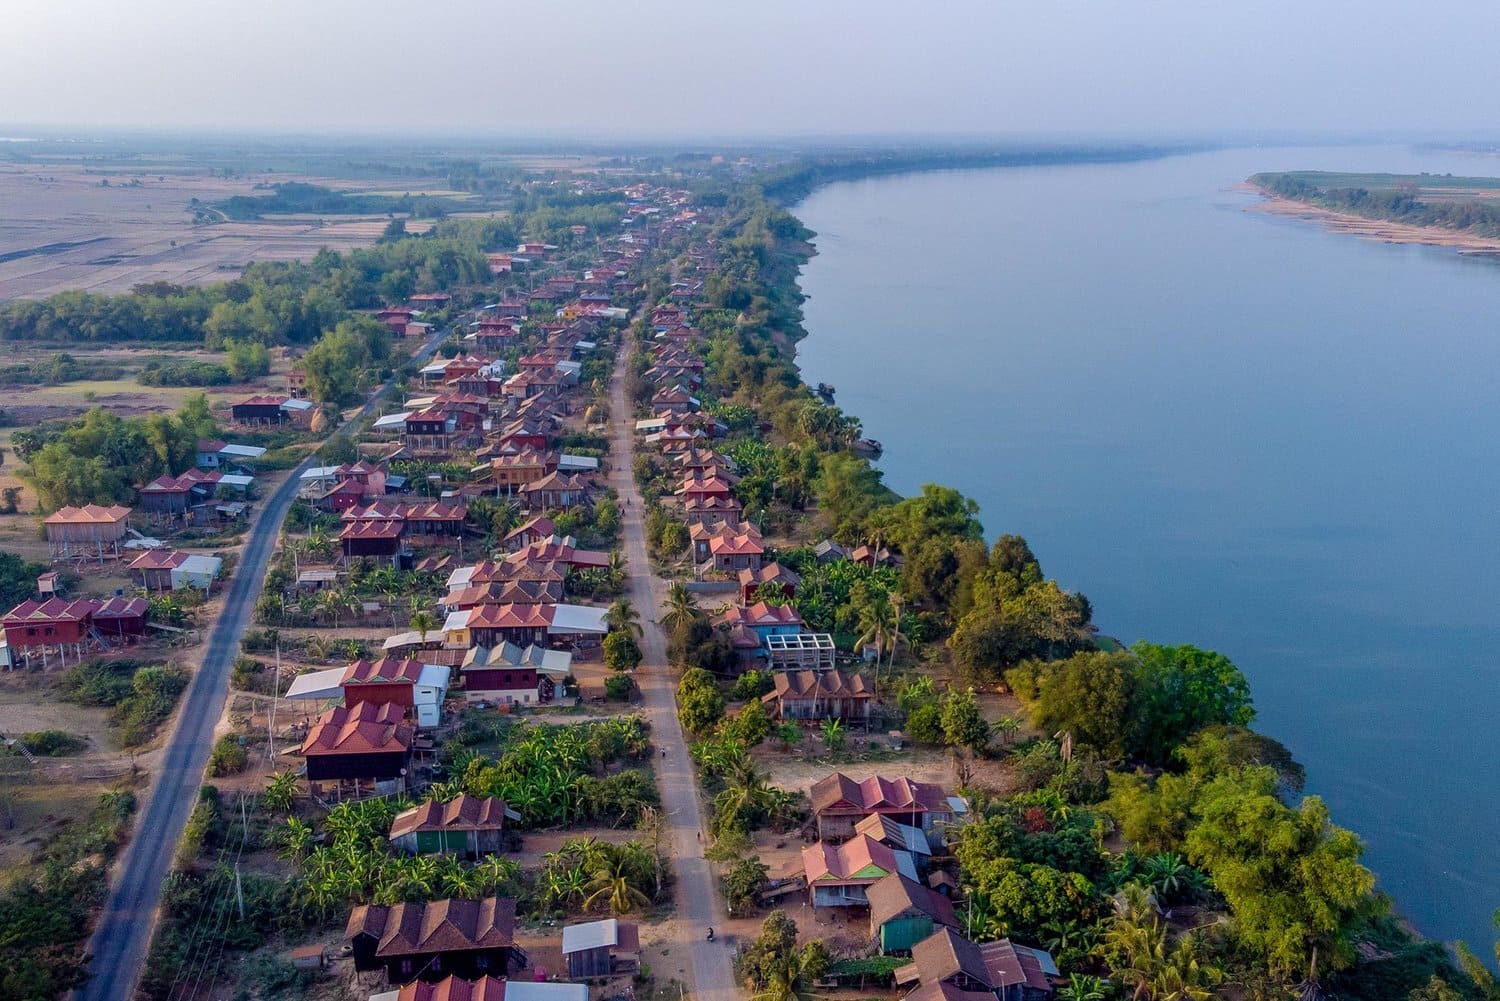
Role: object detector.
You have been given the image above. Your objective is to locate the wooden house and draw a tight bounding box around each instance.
[739,562,801,604]
[91,596,148,641]
[561,918,640,978]
[895,929,1059,1001]
[518,472,591,510]
[300,702,412,787]
[230,395,290,426]
[341,657,424,710]
[867,873,959,954]
[761,670,871,722]
[341,520,404,563]
[43,505,131,561]
[346,897,520,984]
[810,773,954,843]
[501,516,556,552]
[459,643,572,705]
[801,833,913,908]
[388,794,511,857]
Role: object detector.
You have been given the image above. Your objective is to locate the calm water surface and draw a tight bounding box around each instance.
[794,145,1500,949]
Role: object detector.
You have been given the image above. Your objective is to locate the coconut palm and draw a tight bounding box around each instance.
[607,598,643,637]
[606,551,627,591]
[583,847,652,914]
[752,950,822,1001]
[410,609,440,644]
[661,582,698,633]
[1143,852,1194,905]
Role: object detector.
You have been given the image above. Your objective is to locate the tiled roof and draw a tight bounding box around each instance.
[395,976,509,1001]
[809,772,949,816]
[341,658,424,685]
[801,833,899,884]
[465,604,555,630]
[866,873,959,931]
[717,601,801,628]
[43,504,131,525]
[130,548,189,571]
[346,897,516,957]
[389,794,509,839]
[765,670,870,702]
[3,597,99,623]
[301,702,411,756]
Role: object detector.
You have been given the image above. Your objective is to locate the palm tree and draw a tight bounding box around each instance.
[584,849,651,914]
[410,609,440,644]
[607,598,643,637]
[661,582,697,632]
[752,950,821,1001]
[317,587,350,629]
[993,715,1022,747]
[1143,852,1193,905]
[820,718,846,752]
[606,551,627,591]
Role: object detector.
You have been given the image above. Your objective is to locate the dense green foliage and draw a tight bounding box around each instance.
[57,659,188,746]
[16,395,215,509]
[0,790,135,999]
[0,552,48,608]
[458,717,657,827]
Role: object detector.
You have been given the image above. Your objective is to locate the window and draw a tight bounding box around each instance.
[400,960,413,975]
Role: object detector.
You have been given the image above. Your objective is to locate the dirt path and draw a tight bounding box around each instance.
[608,331,740,1001]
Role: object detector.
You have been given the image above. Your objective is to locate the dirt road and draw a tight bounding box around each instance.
[607,332,741,1001]
[76,324,451,1001]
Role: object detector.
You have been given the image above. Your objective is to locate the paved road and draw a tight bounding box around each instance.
[78,325,450,1001]
[607,333,741,1001]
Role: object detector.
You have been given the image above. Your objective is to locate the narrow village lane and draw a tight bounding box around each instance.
[607,331,741,1001]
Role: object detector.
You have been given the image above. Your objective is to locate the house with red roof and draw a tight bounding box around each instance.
[346,896,521,985]
[739,561,800,604]
[2,595,148,667]
[340,657,425,710]
[300,702,413,788]
[388,794,512,858]
[809,772,956,843]
[43,504,131,561]
[518,471,592,511]
[894,928,1059,1001]
[801,833,914,908]
[762,670,871,722]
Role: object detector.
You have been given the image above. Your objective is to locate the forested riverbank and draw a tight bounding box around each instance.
[679,163,1496,999]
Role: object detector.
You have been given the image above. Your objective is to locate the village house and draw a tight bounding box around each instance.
[300,701,413,791]
[561,918,640,979]
[682,494,743,529]
[43,504,131,562]
[501,516,556,552]
[442,579,564,612]
[2,596,147,668]
[483,448,557,492]
[128,548,222,592]
[801,833,917,909]
[195,439,267,470]
[346,896,521,984]
[739,561,800,603]
[340,519,404,564]
[519,471,592,511]
[690,521,761,565]
[867,873,960,955]
[388,794,514,858]
[458,642,572,705]
[809,772,957,844]
[761,669,872,722]
[895,928,1059,1001]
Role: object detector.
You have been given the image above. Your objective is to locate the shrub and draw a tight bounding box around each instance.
[209,735,249,776]
[605,674,635,701]
[905,703,943,744]
[4,729,87,757]
[604,631,642,671]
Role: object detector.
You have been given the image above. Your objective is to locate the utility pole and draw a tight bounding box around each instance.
[234,863,245,920]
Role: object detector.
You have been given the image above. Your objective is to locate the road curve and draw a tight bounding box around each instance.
[77,326,449,1001]
[607,332,741,1001]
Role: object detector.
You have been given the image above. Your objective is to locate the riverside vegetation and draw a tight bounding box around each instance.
[0,146,1492,1001]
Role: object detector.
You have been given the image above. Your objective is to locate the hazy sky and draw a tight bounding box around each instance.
[5,0,1500,138]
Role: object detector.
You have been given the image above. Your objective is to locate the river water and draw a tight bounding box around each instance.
[794,145,1500,949]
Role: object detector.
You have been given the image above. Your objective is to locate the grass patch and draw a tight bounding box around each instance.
[57,660,188,747]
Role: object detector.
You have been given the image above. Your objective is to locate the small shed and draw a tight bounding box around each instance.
[562,918,640,978]
[289,944,324,970]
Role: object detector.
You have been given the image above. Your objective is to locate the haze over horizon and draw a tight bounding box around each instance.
[5,0,1500,139]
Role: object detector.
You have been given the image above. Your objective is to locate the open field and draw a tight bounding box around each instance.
[0,163,465,300]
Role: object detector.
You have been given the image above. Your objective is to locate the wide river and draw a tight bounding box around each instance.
[794,145,1500,949]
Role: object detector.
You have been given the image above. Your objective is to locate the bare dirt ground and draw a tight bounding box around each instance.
[0,163,460,299]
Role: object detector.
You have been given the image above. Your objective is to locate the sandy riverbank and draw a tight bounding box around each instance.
[1239,182,1500,255]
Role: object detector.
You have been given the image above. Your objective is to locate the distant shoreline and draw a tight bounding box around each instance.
[1240,181,1500,255]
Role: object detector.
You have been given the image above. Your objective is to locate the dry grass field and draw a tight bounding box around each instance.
[0,163,453,300]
